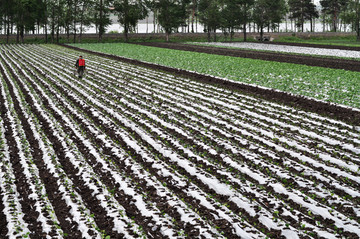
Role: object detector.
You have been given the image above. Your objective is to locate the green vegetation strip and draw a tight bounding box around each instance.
[69,43,360,108]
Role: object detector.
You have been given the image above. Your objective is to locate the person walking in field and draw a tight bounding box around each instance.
[75,55,86,78]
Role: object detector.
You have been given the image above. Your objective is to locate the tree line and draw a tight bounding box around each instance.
[1,0,360,43]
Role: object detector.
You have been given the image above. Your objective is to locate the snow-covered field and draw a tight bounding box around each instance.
[0,44,359,238]
[199,42,360,58]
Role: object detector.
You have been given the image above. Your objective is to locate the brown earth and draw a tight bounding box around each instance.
[62,44,360,126]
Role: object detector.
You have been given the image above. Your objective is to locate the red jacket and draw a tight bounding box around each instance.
[78,59,85,66]
[76,58,85,67]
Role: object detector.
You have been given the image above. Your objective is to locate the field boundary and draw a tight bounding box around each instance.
[62,44,360,126]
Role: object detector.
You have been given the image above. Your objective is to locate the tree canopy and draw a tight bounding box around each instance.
[114,0,148,42]
[155,0,189,41]
[289,0,319,32]
[1,0,359,43]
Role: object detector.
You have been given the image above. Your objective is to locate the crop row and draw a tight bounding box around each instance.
[0,44,359,238]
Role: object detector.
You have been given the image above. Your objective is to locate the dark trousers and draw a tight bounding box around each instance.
[77,66,85,77]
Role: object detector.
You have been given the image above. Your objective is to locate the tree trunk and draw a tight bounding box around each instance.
[124,24,129,42]
[99,0,103,41]
[166,31,170,42]
[16,29,19,44]
[51,27,54,43]
[73,27,77,43]
[67,28,70,43]
[357,0,360,41]
[73,4,77,43]
[45,23,48,43]
[44,4,48,43]
[196,14,198,33]
[243,4,248,41]
[51,7,55,43]
[20,26,24,44]
[153,10,156,33]
[207,28,210,42]
[191,1,195,33]
[313,17,316,32]
[243,23,247,42]
[56,27,59,43]
[79,19,83,43]
[333,9,337,32]
[6,19,10,44]
[301,20,304,32]
[213,29,216,42]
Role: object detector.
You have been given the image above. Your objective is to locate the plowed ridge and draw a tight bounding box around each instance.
[0,44,359,239]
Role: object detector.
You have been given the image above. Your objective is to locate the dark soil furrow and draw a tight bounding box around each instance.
[10,51,179,239]
[137,83,359,188]
[147,78,359,155]
[12,45,268,237]
[175,102,360,203]
[0,54,122,238]
[111,72,360,171]
[29,60,238,238]
[94,59,359,142]
[114,98,354,236]
[0,57,80,238]
[45,67,293,238]
[8,43,360,238]
[124,61,359,146]
[61,55,360,224]
[77,46,360,221]
[82,61,360,171]
[0,153,9,238]
[85,69,360,212]
[119,95,360,220]
[89,73,360,224]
